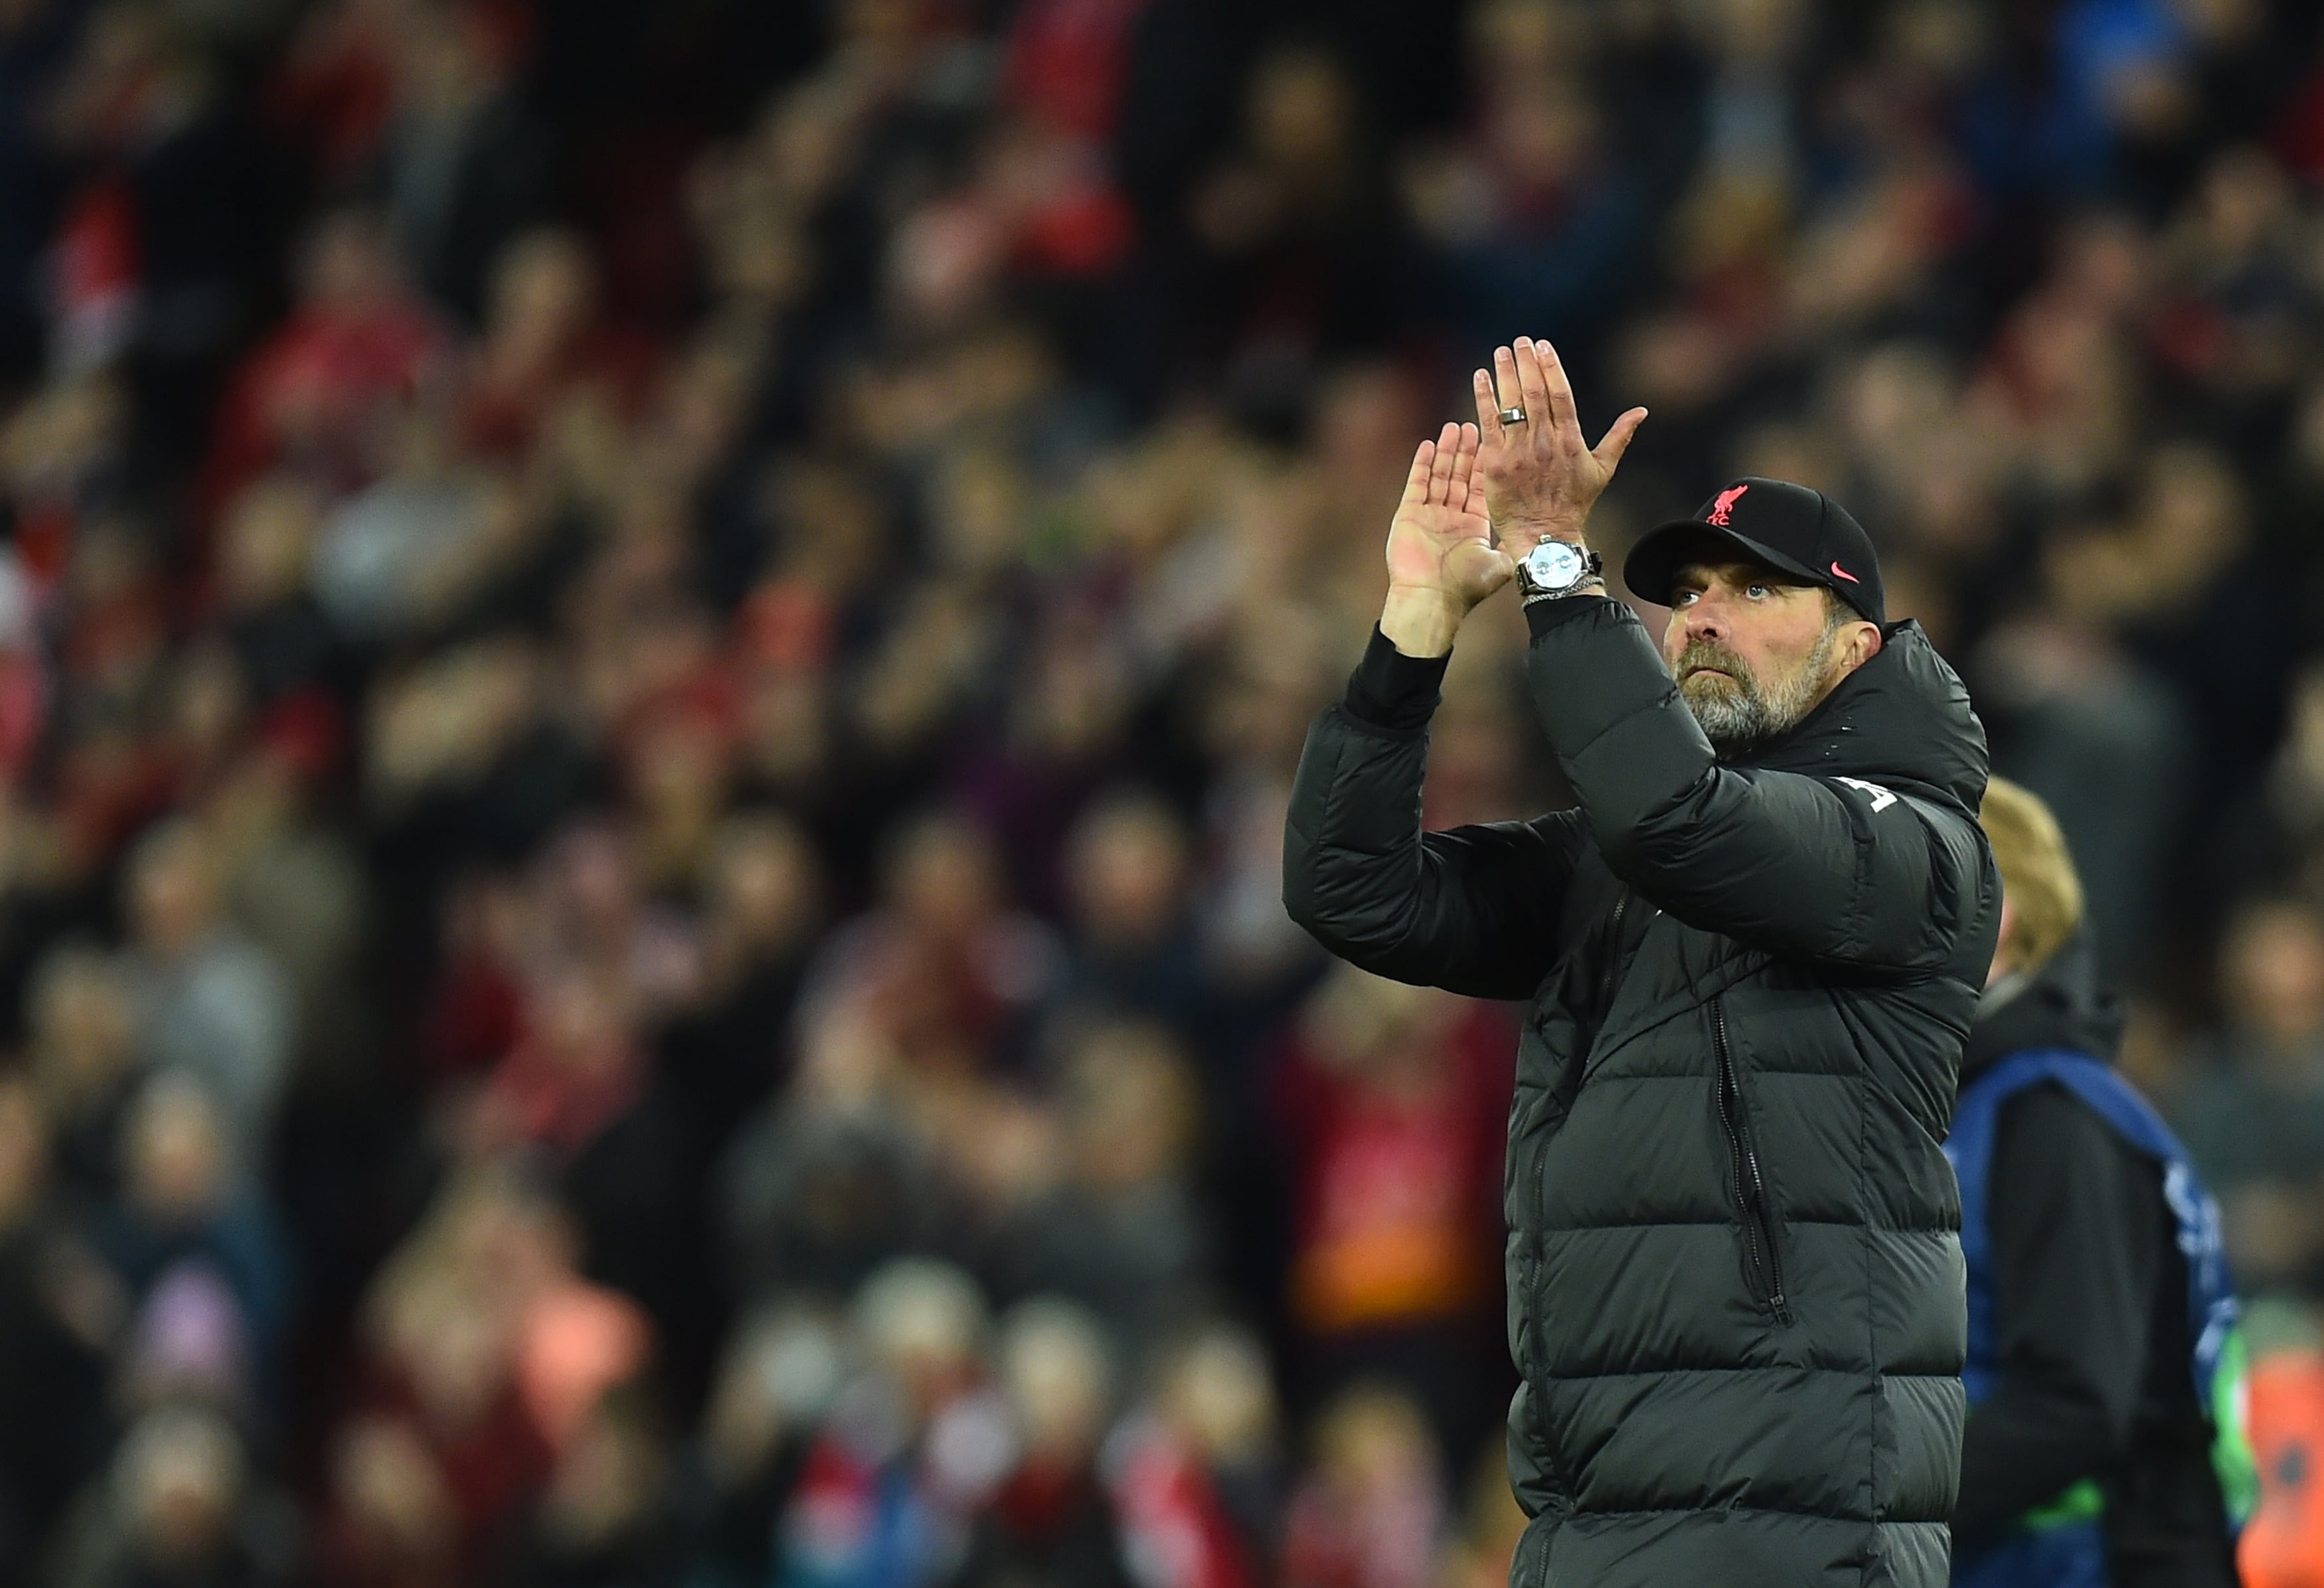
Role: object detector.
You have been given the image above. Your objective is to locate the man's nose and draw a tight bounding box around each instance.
[1684,593,1728,642]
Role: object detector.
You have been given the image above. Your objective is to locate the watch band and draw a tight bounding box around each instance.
[1521,576,1607,607]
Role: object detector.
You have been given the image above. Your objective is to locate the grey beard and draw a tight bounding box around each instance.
[1677,624,1841,758]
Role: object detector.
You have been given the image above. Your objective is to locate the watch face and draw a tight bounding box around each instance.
[1526,540,1582,588]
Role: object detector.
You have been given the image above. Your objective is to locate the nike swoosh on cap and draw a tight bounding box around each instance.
[1829,562,1860,584]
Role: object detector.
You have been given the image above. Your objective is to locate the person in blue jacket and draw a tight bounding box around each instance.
[1950,777,2255,1587]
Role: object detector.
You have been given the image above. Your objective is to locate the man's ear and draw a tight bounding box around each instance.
[1838,620,1883,673]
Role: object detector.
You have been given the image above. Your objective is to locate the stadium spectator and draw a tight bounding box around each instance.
[2174,898,2324,1297]
[42,1406,297,1588]
[1277,1384,1444,1588]
[119,819,295,1184]
[87,1072,291,1384]
[1270,969,1509,1461]
[989,1018,1208,1349]
[954,1298,1133,1587]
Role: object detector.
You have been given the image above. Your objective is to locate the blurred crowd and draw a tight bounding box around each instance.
[1,0,2323,1583]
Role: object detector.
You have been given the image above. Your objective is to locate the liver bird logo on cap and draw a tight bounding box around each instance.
[1706,484,1748,526]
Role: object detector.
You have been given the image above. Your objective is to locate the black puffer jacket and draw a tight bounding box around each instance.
[1284,596,2001,1587]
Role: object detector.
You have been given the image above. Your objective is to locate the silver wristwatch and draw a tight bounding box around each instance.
[1514,538,1605,605]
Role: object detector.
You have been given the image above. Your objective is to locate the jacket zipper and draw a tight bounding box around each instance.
[1598,889,1631,1016]
[1714,998,1790,1323]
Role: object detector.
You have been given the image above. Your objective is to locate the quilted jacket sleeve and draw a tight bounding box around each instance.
[1283,633,1587,1000]
[1520,596,1990,977]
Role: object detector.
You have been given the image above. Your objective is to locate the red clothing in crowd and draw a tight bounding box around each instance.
[482,1034,643,1160]
[325,1382,552,1588]
[1108,1419,1258,1588]
[199,293,449,529]
[1272,999,1514,1338]
[1003,0,1151,141]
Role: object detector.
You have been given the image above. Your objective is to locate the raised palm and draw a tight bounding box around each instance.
[1471,337,1649,548]
[1385,421,1511,612]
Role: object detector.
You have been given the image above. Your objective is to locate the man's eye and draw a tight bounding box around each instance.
[1746,584,1770,599]
[1672,591,1698,607]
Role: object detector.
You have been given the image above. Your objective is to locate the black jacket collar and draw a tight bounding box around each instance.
[1960,930,2125,1081]
[1743,621,1991,819]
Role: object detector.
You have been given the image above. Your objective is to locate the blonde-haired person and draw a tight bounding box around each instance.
[1949,777,2249,1588]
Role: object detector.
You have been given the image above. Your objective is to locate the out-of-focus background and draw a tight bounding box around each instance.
[1,0,2323,1583]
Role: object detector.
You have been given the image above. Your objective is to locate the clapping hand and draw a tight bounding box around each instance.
[1471,338,1647,552]
[1384,420,1506,617]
